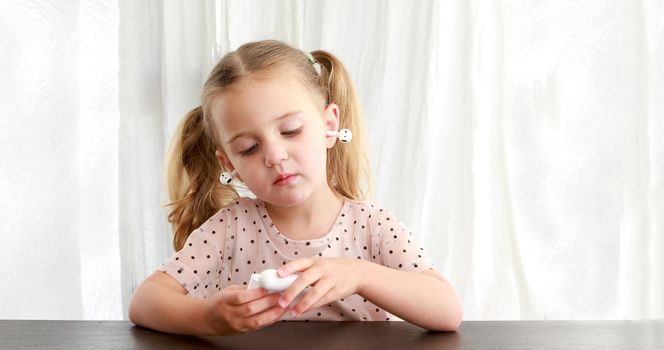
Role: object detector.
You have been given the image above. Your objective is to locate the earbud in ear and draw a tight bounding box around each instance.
[220,169,237,184]
[326,128,353,143]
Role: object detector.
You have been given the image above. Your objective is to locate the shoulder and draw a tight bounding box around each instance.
[345,199,406,233]
[219,197,261,216]
[196,197,260,232]
[347,199,399,220]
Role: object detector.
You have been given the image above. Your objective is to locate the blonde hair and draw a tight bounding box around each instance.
[166,40,372,251]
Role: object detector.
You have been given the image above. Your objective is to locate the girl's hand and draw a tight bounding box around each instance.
[277,257,366,316]
[203,285,288,335]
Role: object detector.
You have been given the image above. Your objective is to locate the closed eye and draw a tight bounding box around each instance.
[282,127,303,136]
[240,144,258,156]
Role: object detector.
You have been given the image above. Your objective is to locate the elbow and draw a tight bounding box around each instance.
[432,305,463,332]
[127,293,142,326]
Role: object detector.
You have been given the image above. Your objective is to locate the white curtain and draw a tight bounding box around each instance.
[0,0,122,319]
[1,0,661,320]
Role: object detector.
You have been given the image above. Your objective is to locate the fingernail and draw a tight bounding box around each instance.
[278,298,288,308]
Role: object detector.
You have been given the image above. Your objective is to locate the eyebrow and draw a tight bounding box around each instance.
[226,110,303,145]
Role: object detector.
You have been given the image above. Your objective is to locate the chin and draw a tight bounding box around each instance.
[266,192,310,208]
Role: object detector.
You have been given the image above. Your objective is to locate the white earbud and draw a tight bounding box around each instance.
[219,169,237,184]
[247,269,297,292]
[326,128,353,143]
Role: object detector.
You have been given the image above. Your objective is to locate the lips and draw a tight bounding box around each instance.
[273,173,297,186]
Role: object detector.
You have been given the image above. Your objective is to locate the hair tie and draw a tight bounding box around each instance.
[305,52,316,64]
[306,52,321,75]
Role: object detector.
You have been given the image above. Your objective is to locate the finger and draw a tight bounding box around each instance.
[278,268,320,308]
[237,293,282,317]
[242,303,289,331]
[277,257,316,277]
[224,286,269,305]
[308,288,342,311]
[290,278,335,316]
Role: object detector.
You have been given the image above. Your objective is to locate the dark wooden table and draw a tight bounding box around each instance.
[1,320,662,349]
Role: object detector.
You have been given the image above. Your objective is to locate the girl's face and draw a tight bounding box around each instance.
[213,73,340,208]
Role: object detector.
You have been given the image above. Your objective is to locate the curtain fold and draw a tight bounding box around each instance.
[1,0,661,320]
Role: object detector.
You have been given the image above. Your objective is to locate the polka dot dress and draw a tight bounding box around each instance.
[158,197,439,321]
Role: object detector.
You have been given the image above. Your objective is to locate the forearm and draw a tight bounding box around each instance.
[358,260,462,331]
[128,279,212,336]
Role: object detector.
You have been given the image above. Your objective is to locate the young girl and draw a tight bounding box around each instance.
[128,39,462,336]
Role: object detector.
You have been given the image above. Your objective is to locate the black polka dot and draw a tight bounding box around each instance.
[235,268,239,272]
[247,260,251,264]
[389,250,393,254]
[191,256,195,259]
[306,241,311,246]
[193,270,197,274]
[203,240,208,244]
[250,240,254,244]
[207,255,210,259]
[188,243,192,246]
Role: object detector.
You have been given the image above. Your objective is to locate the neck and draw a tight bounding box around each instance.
[264,186,343,241]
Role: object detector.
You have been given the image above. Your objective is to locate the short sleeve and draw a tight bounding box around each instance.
[157,209,229,299]
[370,207,439,274]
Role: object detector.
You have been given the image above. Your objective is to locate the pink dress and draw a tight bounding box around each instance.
[158,197,439,321]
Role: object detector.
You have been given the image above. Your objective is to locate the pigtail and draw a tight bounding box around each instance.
[311,50,373,200]
[165,106,238,251]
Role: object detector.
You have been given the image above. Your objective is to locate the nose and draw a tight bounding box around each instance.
[263,140,288,167]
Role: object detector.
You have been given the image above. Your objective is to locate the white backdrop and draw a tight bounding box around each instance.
[0,0,662,320]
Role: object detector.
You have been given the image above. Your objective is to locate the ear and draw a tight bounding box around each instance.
[215,150,243,182]
[324,103,340,149]
[215,150,233,171]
